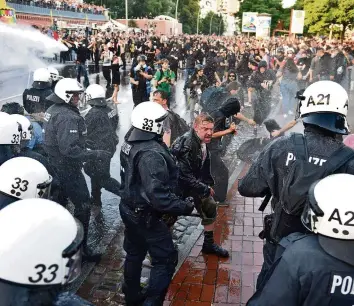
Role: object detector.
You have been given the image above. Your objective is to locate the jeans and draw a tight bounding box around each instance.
[119,202,178,305]
[280,80,298,114]
[184,68,195,90]
[76,63,89,86]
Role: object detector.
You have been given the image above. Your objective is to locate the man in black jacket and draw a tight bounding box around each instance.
[83,84,121,206]
[172,113,229,257]
[317,48,332,81]
[76,41,90,87]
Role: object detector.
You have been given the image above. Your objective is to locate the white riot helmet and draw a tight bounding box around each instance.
[0,114,21,145]
[47,78,84,105]
[33,68,51,90]
[0,199,83,292]
[301,174,354,265]
[11,114,32,141]
[128,101,168,142]
[298,81,349,135]
[47,66,61,82]
[0,157,52,205]
[85,84,106,106]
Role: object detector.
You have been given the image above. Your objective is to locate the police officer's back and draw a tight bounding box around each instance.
[247,174,354,306]
[23,68,53,118]
[119,102,194,305]
[239,81,354,287]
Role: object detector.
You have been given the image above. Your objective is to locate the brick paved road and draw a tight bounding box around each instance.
[164,165,272,306]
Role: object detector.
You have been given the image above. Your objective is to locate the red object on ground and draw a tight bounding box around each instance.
[165,164,270,306]
[343,134,354,150]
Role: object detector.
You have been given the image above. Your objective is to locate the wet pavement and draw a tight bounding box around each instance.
[164,165,272,306]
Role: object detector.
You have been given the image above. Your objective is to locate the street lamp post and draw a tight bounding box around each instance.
[174,0,179,35]
[209,13,214,35]
[196,5,201,34]
[125,0,128,28]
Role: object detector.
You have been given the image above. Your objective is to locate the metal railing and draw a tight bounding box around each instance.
[7,3,107,21]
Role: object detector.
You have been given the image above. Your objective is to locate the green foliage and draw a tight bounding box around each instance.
[177,0,199,33]
[301,0,354,38]
[128,19,138,27]
[237,0,292,31]
[199,12,225,35]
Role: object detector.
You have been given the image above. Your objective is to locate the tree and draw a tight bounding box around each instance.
[199,12,225,35]
[128,19,138,27]
[176,0,199,33]
[302,0,354,39]
[237,0,292,31]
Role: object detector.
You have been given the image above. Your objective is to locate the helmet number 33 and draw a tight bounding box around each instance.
[28,264,59,283]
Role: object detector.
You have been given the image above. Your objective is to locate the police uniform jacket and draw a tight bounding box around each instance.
[247,233,354,306]
[85,106,119,155]
[43,102,88,167]
[238,126,354,209]
[171,130,214,199]
[119,131,189,215]
[23,87,53,114]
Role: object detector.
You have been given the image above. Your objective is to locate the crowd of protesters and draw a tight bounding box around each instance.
[8,0,106,14]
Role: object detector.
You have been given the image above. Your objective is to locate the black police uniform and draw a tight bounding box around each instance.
[247,233,354,306]
[239,126,354,288]
[43,99,109,256]
[23,84,53,115]
[119,128,192,305]
[84,104,120,203]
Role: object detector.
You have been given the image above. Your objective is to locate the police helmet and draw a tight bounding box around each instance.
[0,157,52,206]
[0,114,21,145]
[302,174,354,265]
[0,199,84,303]
[32,68,51,89]
[47,78,84,105]
[85,84,107,106]
[11,115,32,141]
[299,81,349,135]
[128,101,168,142]
[47,66,61,82]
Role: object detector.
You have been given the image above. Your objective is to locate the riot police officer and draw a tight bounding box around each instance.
[43,78,111,261]
[0,157,52,209]
[23,68,53,122]
[238,81,354,288]
[247,173,354,305]
[0,198,93,305]
[83,84,121,206]
[0,113,21,165]
[48,66,62,91]
[119,101,194,306]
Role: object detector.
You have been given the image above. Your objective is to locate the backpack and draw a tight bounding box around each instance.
[156,69,172,83]
[200,87,229,114]
[268,133,354,242]
[168,110,190,145]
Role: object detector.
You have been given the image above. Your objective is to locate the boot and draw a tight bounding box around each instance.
[122,283,146,306]
[202,231,229,258]
[90,196,102,207]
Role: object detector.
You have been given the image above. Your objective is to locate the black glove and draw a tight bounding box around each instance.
[183,197,195,216]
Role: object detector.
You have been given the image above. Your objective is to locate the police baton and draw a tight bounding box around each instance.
[258,193,272,212]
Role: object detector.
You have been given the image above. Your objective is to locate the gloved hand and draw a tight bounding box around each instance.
[183,197,195,216]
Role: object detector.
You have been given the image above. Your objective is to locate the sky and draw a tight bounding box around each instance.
[282,0,296,8]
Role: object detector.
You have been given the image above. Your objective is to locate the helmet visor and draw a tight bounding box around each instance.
[62,219,84,284]
[36,175,52,199]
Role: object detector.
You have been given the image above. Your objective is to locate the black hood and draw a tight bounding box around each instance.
[127,127,158,142]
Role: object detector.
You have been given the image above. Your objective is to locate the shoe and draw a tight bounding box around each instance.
[122,283,146,306]
[202,243,229,257]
